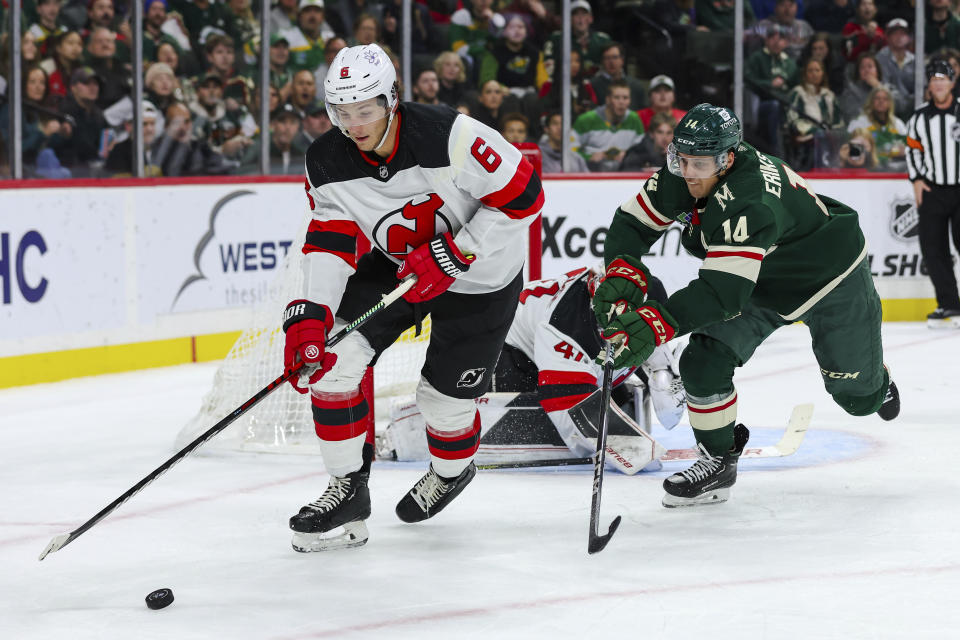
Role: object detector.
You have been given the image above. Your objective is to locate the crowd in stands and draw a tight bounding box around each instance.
[1,0,960,178]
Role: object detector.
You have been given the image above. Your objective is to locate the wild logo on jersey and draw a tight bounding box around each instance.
[371,193,453,259]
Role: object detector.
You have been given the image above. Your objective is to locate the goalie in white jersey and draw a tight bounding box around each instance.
[379,266,685,469]
[281,44,544,552]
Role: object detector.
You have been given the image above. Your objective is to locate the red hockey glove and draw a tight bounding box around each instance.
[283,300,337,394]
[598,301,678,369]
[592,255,652,326]
[397,232,476,303]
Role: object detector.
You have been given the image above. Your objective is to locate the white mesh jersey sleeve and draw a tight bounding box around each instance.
[446,114,544,291]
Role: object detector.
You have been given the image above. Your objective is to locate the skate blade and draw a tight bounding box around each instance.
[927,318,960,330]
[291,521,369,552]
[662,488,730,508]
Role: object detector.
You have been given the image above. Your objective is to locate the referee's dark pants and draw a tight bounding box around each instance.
[918,182,960,311]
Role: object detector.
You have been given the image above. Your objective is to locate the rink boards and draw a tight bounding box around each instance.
[0,173,949,387]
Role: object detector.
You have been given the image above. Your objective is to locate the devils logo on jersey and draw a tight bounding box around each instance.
[372,193,453,259]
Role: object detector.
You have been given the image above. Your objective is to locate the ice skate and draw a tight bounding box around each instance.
[926,308,960,329]
[290,470,371,552]
[662,424,749,508]
[396,463,476,523]
[877,377,900,421]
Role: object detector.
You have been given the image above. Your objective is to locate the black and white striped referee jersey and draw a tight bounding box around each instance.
[906,98,960,185]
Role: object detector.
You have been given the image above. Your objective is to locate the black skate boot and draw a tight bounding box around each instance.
[877,379,900,421]
[289,470,371,552]
[662,424,750,508]
[926,307,960,329]
[395,463,477,523]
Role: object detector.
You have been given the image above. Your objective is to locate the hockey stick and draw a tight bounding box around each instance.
[661,402,812,461]
[38,277,417,561]
[587,341,621,554]
[477,403,813,469]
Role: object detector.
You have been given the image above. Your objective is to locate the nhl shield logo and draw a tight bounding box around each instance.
[889,197,919,243]
[952,122,960,142]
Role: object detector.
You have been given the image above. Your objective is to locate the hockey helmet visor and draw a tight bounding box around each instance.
[667,144,730,178]
[667,103,741,178]
[328,96,390,128]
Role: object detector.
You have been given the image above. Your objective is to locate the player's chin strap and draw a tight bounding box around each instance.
[374,103,399,151]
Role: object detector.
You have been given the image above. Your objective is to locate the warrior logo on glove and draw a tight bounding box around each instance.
[397,231,476,303]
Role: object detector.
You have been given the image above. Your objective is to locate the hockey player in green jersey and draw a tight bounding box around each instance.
[592,103,900,508]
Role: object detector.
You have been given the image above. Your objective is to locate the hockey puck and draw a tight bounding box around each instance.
[145,588,174,610]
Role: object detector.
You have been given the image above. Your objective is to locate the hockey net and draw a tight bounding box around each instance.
[176,147,542,454]
[175,221,435,454]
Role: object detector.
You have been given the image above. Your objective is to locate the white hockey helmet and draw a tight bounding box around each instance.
[324,44,398,145]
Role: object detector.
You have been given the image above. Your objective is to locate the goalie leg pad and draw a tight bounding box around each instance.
[567,389,666,475]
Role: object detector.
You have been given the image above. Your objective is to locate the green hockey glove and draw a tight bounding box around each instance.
[592,255,653,326]
[597,301,678,369]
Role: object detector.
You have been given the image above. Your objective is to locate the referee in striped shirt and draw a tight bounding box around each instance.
[906,59,960,328]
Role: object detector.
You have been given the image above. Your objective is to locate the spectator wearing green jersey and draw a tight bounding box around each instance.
[845,85,907,170]
[695,0,754,32]
[269,34,294,104]
[449,0,505,81]
[745,24,797,156]
[543,0,610,81]
[283,0,336,73]
[573,79,644,172]
[926,0,960,55]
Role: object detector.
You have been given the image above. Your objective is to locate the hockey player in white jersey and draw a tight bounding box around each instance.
[378,266,685,469]
[282,44,544,552]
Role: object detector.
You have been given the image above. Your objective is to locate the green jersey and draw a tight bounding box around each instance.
[604,142,868,334]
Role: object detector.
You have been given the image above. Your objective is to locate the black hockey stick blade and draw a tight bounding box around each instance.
[588,514,622,554]
[39,278,417,561]
[587,340,621,555]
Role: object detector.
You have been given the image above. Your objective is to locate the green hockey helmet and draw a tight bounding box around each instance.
[668,103,742,178]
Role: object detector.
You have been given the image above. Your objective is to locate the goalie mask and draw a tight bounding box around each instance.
[325,43,399,148]
[667,103,742,178]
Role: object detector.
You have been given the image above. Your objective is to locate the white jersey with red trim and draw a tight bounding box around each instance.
[299,102,544,311]
[504,269,636,455]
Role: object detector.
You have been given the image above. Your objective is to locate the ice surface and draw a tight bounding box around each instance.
[2,323,959,639]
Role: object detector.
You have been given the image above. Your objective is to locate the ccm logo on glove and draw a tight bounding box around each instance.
[637,306,674,344]
[605,260,648,293]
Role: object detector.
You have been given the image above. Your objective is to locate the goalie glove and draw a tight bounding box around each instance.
[592,255,652,326]
[397,232,476,303]
[283,300,338,394]
[598,301,678,369]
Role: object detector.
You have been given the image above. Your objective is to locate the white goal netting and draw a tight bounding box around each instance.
[175,217,429,454]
